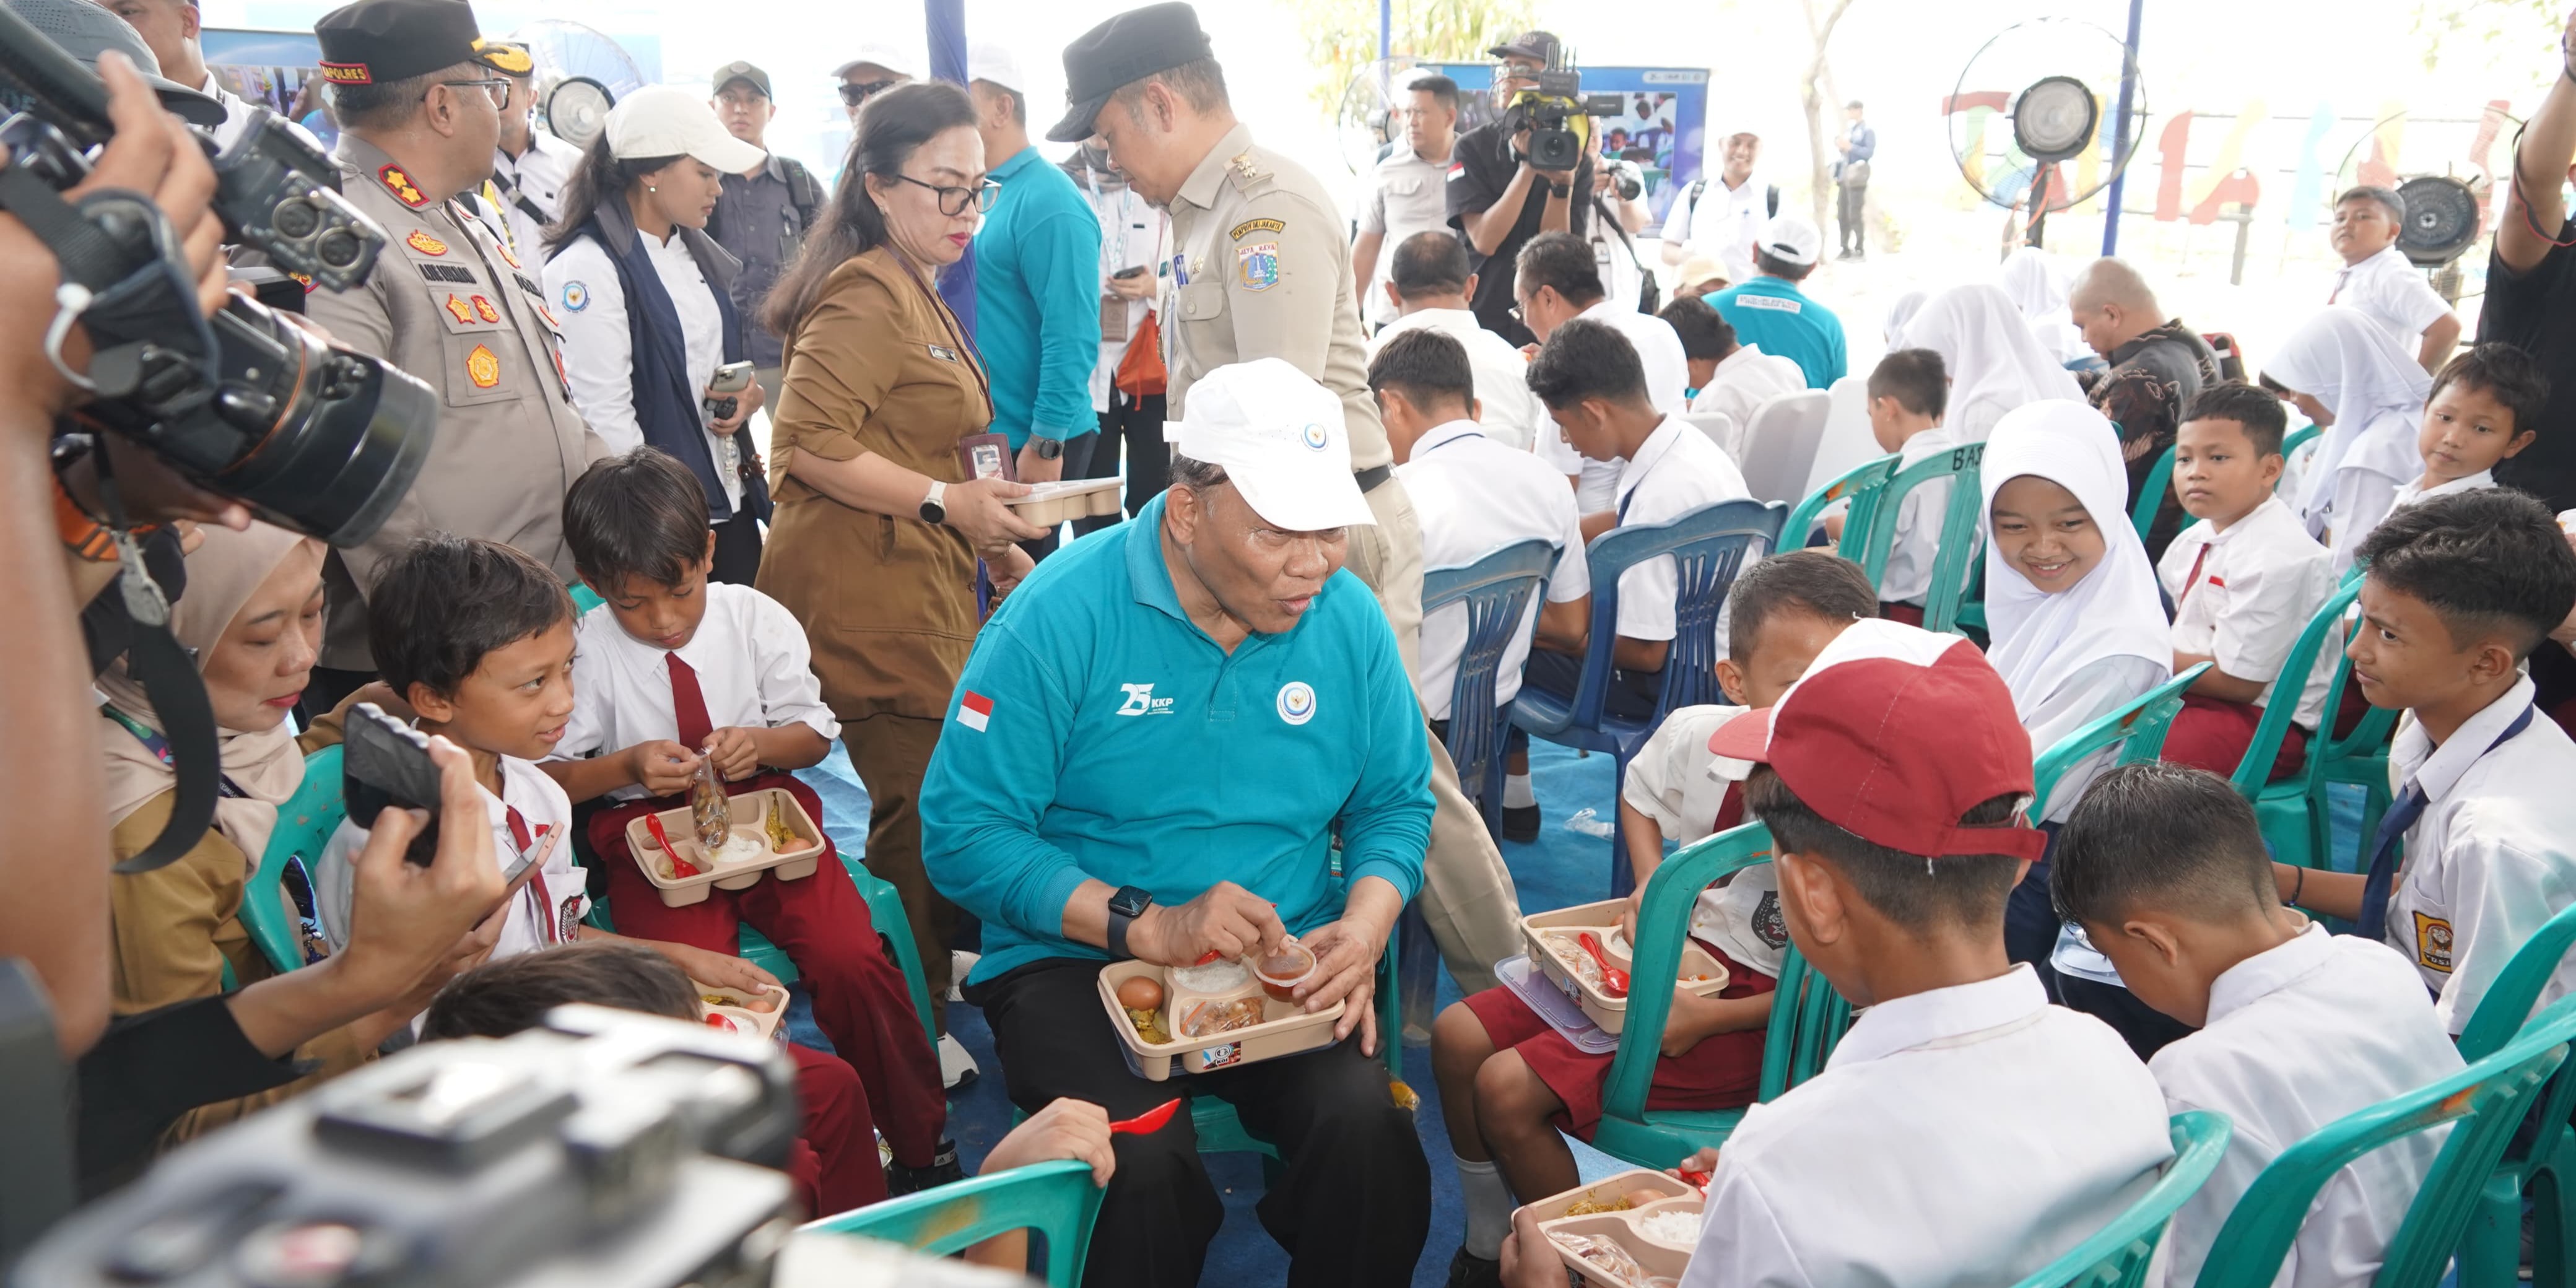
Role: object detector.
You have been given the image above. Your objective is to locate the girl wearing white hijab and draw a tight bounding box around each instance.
[1996,246,2092,366]
[1897,283,2086,442]
[99,522,393,1142]
[2262,305,2433,576]
[1981,401,2175,1016]
[1881,288,1928,347]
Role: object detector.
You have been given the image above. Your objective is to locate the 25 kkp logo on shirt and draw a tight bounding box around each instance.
[1116,683,1175,716]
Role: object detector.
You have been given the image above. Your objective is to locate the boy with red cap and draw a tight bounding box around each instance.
[1503,618,2172,1287]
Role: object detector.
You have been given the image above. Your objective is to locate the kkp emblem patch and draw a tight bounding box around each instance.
[1237,242,1279,292]
[1276,681,1315,726]
[1299,422,1330,451]
[560,281,589,313]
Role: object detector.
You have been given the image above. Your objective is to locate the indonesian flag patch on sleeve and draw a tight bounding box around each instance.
[959,692,993,732]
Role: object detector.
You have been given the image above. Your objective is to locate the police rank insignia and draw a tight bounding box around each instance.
[405,228,448,256]
[1237,242,1279,292]
[466,344,500,388]
[443,294,474,324]
[471,295,500,323]
[1230,217,1285,240]
[379,164,429,208]
[561,281,590,312]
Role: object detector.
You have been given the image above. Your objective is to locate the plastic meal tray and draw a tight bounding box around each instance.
[691,979,786,1043]
[1096,959,1344,1081]
[1516,1168,1706,1286]
[625,786,824,907]
[1520,899,1733,1035]
[1007,477,1125,528]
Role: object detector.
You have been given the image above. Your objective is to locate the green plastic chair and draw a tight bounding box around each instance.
[568,581,605,615]
[2193,994,2576,1288]
[238,744,350,977]
[2011,1111,2236,1288]
[2131,445,2177,541]
[2274,423,2323,500]
[1782,455,1898,554]
[2453,902,2576,1287]
[1842,440,1987,635]
[798,1156,1103,1288]
[2030,663,2211,816]
[2224,581,2398,874]
[1588,821,1855,1169]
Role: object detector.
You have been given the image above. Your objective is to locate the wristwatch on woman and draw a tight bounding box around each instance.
[919,479,947,524]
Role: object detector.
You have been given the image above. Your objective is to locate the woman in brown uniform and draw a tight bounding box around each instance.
[756,82,1043,1081]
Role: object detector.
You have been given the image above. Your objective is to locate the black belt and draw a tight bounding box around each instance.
[1355,464,1391,494]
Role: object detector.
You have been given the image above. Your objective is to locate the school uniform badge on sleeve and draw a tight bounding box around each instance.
[1237,242,1279,292]
[559,895,583,944]
[2414,912,2454,973]
[378,164,429,209]
[466,344,500,389]
[560,281,589,312]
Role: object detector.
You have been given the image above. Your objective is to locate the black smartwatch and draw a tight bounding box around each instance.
[1032,435,1065,461]
[1548,181,1573,199]
[1105,885,1154,959]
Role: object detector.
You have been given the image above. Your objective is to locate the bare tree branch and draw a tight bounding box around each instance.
[1799,0,1858,232]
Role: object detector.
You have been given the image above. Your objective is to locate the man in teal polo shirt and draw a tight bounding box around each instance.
[923,358,1433,1287]
[1706,212,1847,388]
[970,43,1103,555]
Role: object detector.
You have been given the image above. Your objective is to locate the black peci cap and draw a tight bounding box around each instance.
[1045,1,1213,144]
[313,0,527,90]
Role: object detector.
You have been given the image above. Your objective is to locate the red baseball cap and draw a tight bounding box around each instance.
[1706,619,2046,861]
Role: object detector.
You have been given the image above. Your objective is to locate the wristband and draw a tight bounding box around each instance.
[56,478,118,560]
[1549,182,1572,199]
[2288,866,2306,909]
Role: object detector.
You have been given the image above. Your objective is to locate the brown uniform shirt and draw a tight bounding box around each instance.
[756,246,992,721]
[304,134,607,669]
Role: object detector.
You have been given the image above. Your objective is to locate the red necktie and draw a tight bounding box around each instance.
[503,804,533,854]
[669,653,713,751]
[2178,544,2213,607]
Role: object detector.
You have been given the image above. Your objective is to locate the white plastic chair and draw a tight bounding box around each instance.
[1682,409,1738,460]
[1803,374,1876,498]
[1734,389,1832,505]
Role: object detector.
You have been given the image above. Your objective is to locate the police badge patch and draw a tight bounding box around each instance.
[1237,242,1279,292]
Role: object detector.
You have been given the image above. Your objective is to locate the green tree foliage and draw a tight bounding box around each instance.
[1288,0,1541,117]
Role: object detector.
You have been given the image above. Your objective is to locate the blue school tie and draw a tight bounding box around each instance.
[2354,703,2535,942]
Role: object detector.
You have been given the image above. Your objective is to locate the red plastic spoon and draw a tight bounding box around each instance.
[1109,1099,1181,1136]
[1578,932,1630,997]
[645,814,700,878]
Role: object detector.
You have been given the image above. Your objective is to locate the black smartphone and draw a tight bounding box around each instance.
[1112,264,1149,280]
[342,703,442,866]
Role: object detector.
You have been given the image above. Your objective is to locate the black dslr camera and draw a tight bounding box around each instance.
[0,2,435,547]
[12,1006,804,1288]
[1505,57,1623,173]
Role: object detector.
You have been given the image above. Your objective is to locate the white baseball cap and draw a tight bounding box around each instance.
[834,41,921,81]
[1757,212,1824,268]
[607,85,767,173]
[968,41,1025,95]
[1164,360,1379,533]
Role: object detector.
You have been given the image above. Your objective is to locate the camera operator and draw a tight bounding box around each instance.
[1447,30,1593,347]
[298,0,607,711]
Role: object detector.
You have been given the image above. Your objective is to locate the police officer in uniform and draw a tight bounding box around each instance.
[302,0,606,703]
[1047,4,1525,998]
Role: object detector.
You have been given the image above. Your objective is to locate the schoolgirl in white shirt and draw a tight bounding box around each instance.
[2261,306,2431,577]
[1890,283,2084,443]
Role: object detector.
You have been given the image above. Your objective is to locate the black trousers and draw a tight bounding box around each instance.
[1019,432,1099,562]
[968,958,1430,1288]
[1837,181,1868,253]
[710,513,764,585]
[1075,389,1170,538]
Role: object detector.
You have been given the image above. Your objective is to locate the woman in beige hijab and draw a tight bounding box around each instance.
[99,522,416,1144]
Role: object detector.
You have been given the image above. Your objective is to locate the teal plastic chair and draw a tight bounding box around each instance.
[2193,994,2576,1288]
[2011,1112,2235,1288]
[2274,424,2323,501]
[1842,440,1987,635]
[2225,581,2398,874]
[799,1157,1103,1288]
[1782,454,1898,552]
[2454,902,2576,1287]
[568,581,605,615]
[238,744,350,977]
[2030,663,2211,814]
[2132,445,2177,541]
[1590,821,1855,1168]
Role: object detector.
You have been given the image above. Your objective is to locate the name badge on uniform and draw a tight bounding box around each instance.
[928,344,959,362]
[1171,251,1189,287]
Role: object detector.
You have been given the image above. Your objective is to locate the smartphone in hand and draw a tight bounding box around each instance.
[342,703,444,867]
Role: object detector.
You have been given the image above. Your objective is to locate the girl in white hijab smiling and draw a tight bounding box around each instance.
[1897,283,2085,442]
[2261,305,2433,576]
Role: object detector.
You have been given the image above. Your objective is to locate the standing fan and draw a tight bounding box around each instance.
[1946,17,2147,247]
[511,19,645,149]
[1336,56,1423,176]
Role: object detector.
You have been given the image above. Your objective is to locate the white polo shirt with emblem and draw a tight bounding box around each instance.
[1536,298,1695,513]
[2384,674,2576,1033]
[1399,419,1591,720]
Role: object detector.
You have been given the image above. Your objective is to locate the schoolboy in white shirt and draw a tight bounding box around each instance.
[2158,383,2337,784]
[2326,186,2463,373]
[539,448,955,1188]
[1500,317,1752,841]
[1372,328,1591,727]
[2385,344,2544,515]
[2052,762,2463,1288]
[1852,348,1959,624]
[2279,489,2576,1035]
[1503,619,2174,1287]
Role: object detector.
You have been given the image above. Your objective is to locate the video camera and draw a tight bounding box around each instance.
[12,1005,804,1288]
[1501,53,1622,173]
[0,1,436,549]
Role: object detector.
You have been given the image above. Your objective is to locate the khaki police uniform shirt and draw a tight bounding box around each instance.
[304,134,606,668]
[1163,123,1391,472]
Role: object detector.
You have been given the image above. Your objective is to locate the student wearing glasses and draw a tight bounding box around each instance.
[298,0,606,711]
[755,81,1045,1090]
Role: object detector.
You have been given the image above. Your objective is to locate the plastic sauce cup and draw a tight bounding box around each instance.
[1253,942,1318,1001]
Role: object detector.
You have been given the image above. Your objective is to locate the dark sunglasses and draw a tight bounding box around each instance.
[838,79,902,107]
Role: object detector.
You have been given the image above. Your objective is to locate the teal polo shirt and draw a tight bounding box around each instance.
[973,147,1104,450]
[921,497,1434,984]
[1707,276,1848,389]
